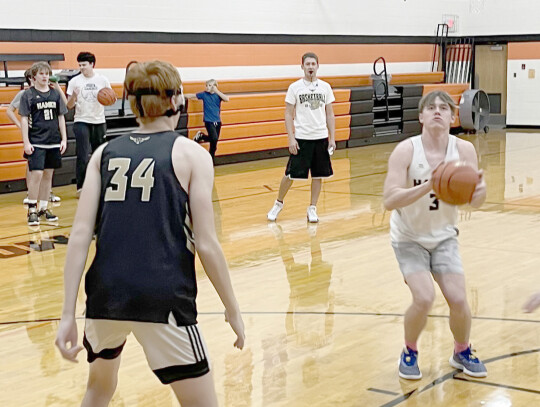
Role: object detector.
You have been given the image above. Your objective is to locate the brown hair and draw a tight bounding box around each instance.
[418,90,457,115]
[302,52,319,65]
[24,68,32,85]
[30,61,52,78]
[124,60,183,120]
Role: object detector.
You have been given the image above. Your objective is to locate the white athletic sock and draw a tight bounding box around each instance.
[39,200,48,211]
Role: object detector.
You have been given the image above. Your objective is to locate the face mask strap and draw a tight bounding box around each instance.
[127,87,183,118]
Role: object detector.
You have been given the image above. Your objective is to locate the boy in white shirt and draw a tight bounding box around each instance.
[67,52,111,195]
[267,52,336,223]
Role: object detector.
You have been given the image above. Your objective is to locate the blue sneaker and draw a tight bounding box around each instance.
[449,346,487,378]
[399,347,422,380]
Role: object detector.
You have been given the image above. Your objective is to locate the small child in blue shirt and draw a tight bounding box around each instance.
[187,79,229,163]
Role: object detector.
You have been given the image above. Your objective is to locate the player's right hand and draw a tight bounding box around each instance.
[224,309,245,350]
[55,316,84,362]
[24,143,34,155]
[288,140,300,155]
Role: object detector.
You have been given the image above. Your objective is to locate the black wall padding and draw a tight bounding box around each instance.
[402,121,422,134]
[349,100,374,114]
[350,87,374,101]
[403,109,419,121]
[402,96,422,109]
[350,113,374,127]
[399,85,423,97]
[349,125,374,139]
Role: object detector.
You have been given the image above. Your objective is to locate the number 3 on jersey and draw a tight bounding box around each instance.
[429,193,439,211]
[105,158,155,202]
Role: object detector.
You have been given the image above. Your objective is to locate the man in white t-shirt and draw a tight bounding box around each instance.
[267,52,336,223]
[67,52,111,195]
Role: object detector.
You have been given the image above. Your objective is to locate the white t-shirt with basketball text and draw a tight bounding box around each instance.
[67,73,111,124]
[285,78,335,140]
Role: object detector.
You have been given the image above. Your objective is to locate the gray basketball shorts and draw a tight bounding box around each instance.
[391,237,464,276]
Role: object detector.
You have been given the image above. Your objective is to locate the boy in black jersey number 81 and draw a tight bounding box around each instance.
[55,60,245,407]
[19,62,68,226]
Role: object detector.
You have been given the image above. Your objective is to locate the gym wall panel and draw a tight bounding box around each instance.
[506,42,540,126]
[0,42,434,83]
[506,59,540,126]
[0,1,466,36]
[459,1,540,35]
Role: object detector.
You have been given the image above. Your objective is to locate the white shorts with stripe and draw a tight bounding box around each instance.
[83,313,210,384]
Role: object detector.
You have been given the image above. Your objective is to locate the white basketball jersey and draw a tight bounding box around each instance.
[390,135,460,249]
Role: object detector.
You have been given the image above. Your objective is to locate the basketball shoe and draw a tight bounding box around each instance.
[28,211,39,226]
[49,192,61,202]
[267,200,283,221]
[398,347,422,380]
[193,131,205,143]
[449,346,487,378]
[39,208,59,223]
[307,205,319,223]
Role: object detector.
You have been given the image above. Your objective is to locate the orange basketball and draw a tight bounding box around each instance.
[97,87,117,106]
[432,161,479,205]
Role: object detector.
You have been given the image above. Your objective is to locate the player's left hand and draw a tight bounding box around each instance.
[224,308,245,350]
[470,169,486,207]
[60,140,67,154]
[55,316,83,362]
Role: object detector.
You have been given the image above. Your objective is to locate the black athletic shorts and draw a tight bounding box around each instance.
[24,147,62,171]
[285,138,333,180]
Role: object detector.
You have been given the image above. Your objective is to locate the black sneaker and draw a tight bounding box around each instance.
[28,211,40,226]
[193,131,205,143]
[39,209,59,222]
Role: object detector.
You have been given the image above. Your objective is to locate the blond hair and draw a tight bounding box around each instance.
[205,79,217,86]
[418,90,457,115]
[30,61,52,78]
[124,60,182,120]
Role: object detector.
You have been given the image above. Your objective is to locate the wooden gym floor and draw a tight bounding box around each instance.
[1,129,539,406]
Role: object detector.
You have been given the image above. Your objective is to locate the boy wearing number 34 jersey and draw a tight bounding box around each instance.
[55,60,244,407]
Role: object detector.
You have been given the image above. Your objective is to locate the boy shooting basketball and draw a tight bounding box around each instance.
[267,52,336,223]
[383,90,487,379]
[55,60,244,407]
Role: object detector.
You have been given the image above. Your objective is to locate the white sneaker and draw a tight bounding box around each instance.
[76,189,82,199]
[307,205,319,223]
[49,192,61,202]
[267,200,283,221]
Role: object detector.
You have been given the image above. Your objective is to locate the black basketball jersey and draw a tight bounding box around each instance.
[18,87,67,145]
[85,131,198,325]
